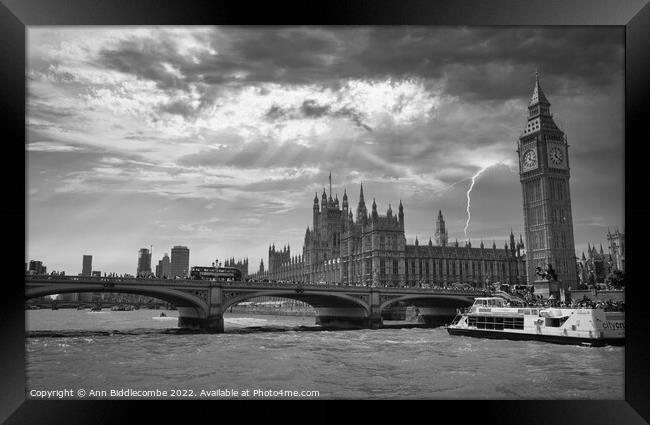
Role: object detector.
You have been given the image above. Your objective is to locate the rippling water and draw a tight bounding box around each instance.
[26,309,624,399]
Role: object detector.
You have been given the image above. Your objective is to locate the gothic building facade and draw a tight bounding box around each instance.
[223,257,248,278]
[252,176,526,288]
[606,228,625,272]
[577,229,625,286]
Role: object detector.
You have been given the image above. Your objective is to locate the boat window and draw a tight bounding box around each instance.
[545,317,569,327]
[468,315,522,331]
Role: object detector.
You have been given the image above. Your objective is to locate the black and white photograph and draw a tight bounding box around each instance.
[24,25,626,400]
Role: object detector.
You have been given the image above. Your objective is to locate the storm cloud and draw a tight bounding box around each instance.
[26,26,624,274]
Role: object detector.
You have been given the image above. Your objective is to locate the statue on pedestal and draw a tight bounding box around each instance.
[535,263,558,281]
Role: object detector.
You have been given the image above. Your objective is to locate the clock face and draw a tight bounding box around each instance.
[549,147,564,165]
[522,149,537,169]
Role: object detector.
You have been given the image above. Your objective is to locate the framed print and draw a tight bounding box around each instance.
[2,0,649,423]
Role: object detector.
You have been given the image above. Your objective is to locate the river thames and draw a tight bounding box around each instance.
[25,309,624,399]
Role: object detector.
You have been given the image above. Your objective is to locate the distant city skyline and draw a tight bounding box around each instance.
[26,27,624,275]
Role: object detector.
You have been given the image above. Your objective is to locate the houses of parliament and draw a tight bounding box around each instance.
[251,176,527,287]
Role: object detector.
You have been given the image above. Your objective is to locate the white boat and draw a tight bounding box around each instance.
[447,297,624,347]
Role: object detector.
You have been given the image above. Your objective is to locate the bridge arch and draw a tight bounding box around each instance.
[26,284,210,316]
[379,294,476,312]
[223,290,371,315]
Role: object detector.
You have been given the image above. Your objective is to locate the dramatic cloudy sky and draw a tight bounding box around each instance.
[26,26,624,275]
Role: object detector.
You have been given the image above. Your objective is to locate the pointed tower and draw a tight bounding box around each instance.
[435,210,448,247]
[371,198,378,220]
[356,182,368,223]
[342,188,349,212]
[329,170,332,201]
[510,229,516,253]
[313,192,320,230]
[518,70,577,288]
[398,200,404,227]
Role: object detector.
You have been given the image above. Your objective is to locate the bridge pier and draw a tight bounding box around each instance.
[177,315,224,333]
[415,307,458,327]
[315,314,382,329]
[314,307,379,329]
[176,286,225,333]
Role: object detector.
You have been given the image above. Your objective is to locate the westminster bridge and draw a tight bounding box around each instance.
[25,275,490,332]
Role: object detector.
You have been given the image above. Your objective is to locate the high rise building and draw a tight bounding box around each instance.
[518,71,577,289]
[156,253,171,278]
[28,260,46,275]
[82,255,92,276]
[171,246,190,278]
[137,248,152,277]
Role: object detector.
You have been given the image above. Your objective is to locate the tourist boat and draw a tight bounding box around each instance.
[447,297,624,347]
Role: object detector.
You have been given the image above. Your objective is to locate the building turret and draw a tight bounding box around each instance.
[435,210,448,247]
[415,236,419,246]
[509,229,516,252]
[342,188,348,211]
[454,239,459,248]
[371,198,378,220]
[581,252,586,260]
[480,240,484,249]
[428,237,433,247]
[398,200,404,226]
[328,171,333,202]
[387,203,392,218]
[321,188,327,208]
[356,182,368,223]
[599,243,604,255]
[492,241,496,249]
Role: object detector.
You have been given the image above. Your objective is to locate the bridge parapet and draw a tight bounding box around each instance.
[26,274,490,332]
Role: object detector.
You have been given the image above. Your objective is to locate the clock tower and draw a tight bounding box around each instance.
[518,72,577,289]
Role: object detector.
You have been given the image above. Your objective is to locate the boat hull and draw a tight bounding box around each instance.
[447,327,624,347]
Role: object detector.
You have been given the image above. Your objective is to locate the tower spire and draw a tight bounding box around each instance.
[329,170,332,201]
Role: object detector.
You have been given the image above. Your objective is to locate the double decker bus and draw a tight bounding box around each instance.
[190,266,242,281]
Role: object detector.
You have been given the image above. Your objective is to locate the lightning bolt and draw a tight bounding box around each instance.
[464,163,507,239]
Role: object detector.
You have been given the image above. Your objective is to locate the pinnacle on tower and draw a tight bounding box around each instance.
[329,170,332,199]
[529,68,550,107]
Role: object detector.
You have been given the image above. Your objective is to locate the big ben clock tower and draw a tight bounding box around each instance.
[518,72,577,289]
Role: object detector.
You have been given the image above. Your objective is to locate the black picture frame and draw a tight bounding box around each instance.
[2,0,649,423]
